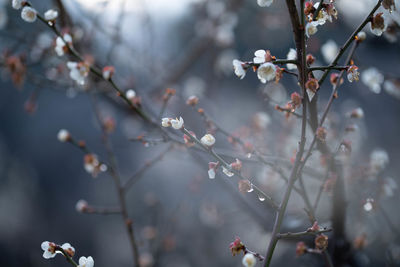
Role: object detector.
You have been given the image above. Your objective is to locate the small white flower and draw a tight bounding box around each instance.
[12,0,24,10]
[361,67,384,94]
[161,118,171,127]
[75,199,88,212]
[253,50,267,64]
[21,6,37,23]
[257,62,277,83]
[321,40,338,64]
[347,65,360,83]
[55,34,72,57]
[242,253,256,267]
[171,117,184,130]
[305,21,319,38]
[384,80,400,99]
[61,243,75,257]
[84,154,102,177]
[41,241,57,259]
[233,59,246,79]
[257,0,273,7]
[357,31,367,41]
[370,13,387,36]
[349,107,364,118]
[208,168,216,179]
[78,256,94,267]
[126,89,136,100]
[201,134,216,146]
[57,129,70,142]
[286,48,297,70]
[222,166,234,177]
[67,61,89,85]
[44,9,58,21]
[102,66,114,80]
[370,149,389,173]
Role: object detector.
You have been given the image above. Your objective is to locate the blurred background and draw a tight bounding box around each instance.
[0,0,399,266]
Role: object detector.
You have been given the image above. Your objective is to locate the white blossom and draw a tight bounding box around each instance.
[67,61,89,85]
[305,21,319,38]
[78,256,94,267]
[384,80,400,99]
[286,48,297,70]
[257,0,273,7]
[361,67,384,94]
[57,129,70,142]
[161,118,171,127]
[171,117,184,130]
[12,0,24,10]
[242,253,256,267]
[253,49,268,64]
[370,149,389,173]
[126,89,136,100]
[208,168,216,179]
[41,241,57,259]
[233,59,246,79]
[201,134,216,146]
[370,13,387,36]
[75,199,88,212]
[321,40,338,63]
[55,34,72,57]
[257,62,277,83]
[347,66,360,83]
[357,31,367,41]
[21,6,37,23]
[44,9,58,21]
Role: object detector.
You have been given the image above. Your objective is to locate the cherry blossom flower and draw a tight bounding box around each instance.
[171,117,184,130]
[78,256,94,267]
[257,62,277,83]
[67,61,89,85]
[102,66,115,80]
[12,0,24,10]
[75,199,89,212]
[44,9,58,21]
[41,242,75,259]
[305,78,319,101]
[57,129,70,142]
[305,21,319,38]
[41,241,57,259]
[21,6,37,23]
[314,234,328,250]
[230,237,245,255]
[382,0,396,12]
[201,134,216,146]
[257,0,273,7]
[55,33,72,57]
[161,118,171,127]
[286,48,297,70]
[208,162,218,179]
[233,59,246,79]
[242,253,256,267]
[361,67,384,94]
[357,31,367,42]
[384,79,400,99]
[84,153,105,177]
[370,13,387,36]
[253,49,271,64]
[370,149,389,173]
[126,89,136,101]
[349,107,364,118]
[347,65,360,83]
[321,40,338,63]
[296,241,307,256]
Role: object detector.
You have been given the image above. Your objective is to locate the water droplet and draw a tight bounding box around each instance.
[100,164,108,172]
[247,153,252,159]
